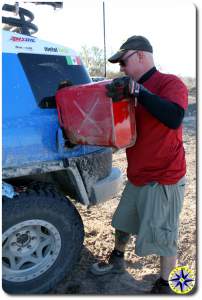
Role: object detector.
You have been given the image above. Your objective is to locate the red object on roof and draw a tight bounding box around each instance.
[55,80,137,149]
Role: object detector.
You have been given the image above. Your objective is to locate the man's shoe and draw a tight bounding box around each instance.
[150,278,175,294]
[90,251,125,276]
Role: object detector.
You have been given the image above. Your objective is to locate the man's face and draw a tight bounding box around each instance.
[119,50,142,79]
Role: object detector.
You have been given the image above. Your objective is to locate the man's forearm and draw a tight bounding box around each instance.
[137,87,185,129]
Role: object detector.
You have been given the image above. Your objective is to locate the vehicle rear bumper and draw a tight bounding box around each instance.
[91,167,123,205]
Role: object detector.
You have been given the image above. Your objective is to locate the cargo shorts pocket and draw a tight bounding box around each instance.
[150,223,178,247]
[151,178,185,246]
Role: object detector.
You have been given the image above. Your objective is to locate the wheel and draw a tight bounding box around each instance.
[2,183,84,294]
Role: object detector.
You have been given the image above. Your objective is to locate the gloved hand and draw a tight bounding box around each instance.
[106,76,140,102]
[106,76,130,102]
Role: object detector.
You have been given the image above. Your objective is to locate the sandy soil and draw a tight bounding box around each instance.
[53,97,196,295]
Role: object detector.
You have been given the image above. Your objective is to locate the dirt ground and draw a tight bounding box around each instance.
[53,97,196,295]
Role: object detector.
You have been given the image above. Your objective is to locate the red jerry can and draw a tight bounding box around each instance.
[55,80,137,149]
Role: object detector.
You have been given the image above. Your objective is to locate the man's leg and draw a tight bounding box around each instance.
[90,229,131,275]
[132,180,184,294]
[149,256,177,294]
[114,229,131,252]
[160,255,177,281]
[90,181,137,275]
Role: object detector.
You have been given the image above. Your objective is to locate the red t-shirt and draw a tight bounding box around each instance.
[126,70,188,186]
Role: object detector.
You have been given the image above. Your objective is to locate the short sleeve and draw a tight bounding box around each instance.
[158,75,188,110]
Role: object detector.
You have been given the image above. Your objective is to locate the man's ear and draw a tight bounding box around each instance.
[138,51,144,62]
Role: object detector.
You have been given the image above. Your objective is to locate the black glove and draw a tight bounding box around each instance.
[106,76,140,102]
[106,76,130,102]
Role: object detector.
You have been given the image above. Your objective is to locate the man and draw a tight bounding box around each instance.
[90,36,188,294]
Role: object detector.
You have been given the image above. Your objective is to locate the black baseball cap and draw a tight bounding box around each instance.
[108,35,153,63]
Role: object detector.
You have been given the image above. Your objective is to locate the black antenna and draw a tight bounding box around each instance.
[103,1,106,78]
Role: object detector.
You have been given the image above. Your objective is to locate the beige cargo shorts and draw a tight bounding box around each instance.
[112,177,186,257]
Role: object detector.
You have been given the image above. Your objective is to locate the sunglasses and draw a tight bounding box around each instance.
[119,51,138,67]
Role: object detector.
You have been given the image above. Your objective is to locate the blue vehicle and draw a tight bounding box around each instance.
[2,3,122,294]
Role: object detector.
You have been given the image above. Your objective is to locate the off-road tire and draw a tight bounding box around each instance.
[2,183,84,294]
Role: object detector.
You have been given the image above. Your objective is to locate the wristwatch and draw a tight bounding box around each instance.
[129,79,140,96]
[134,82,140,97]
[129,79,140,106]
